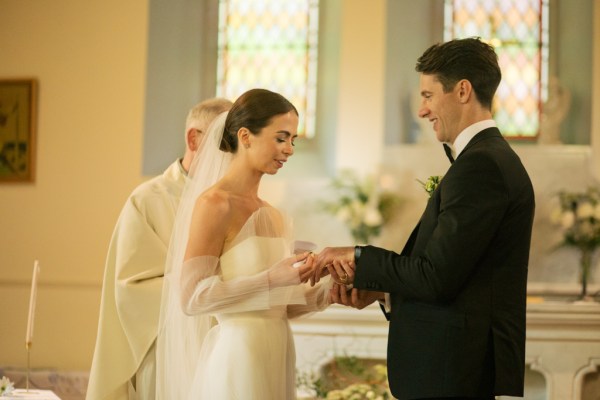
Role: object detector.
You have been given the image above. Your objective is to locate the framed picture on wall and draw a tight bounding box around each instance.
[0,79,38,182]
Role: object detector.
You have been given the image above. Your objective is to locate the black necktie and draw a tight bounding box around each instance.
[443,144,454,164]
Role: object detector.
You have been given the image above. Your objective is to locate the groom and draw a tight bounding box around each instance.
[313,37,535,400]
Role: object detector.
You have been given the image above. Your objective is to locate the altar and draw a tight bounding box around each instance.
[291,299,600,400]
[0,389,61,399]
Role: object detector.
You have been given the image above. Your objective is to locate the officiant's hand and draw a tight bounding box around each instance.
[330,283,384,310]
[311,246,354,286]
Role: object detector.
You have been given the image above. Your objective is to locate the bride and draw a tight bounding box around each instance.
[156,89,332,399]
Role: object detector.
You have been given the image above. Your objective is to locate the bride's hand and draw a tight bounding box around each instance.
[267,252,315,288]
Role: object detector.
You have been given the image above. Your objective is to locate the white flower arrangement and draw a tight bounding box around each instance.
[550,187,600,249]
[550,186,600,299]
[320,170,401,244]
[0,376,14,397]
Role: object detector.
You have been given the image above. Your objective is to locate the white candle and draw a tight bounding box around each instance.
[25,260,40,349]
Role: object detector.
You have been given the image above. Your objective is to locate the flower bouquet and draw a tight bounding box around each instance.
[297,356,392,400]
[550,186,600,300]
[320,170,401,244]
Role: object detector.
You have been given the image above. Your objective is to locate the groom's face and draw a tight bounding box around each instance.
[418,73,461,144]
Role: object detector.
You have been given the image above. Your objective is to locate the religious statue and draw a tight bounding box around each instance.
[539,76,571,145]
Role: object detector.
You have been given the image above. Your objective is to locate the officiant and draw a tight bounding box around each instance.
[86,98,232,400]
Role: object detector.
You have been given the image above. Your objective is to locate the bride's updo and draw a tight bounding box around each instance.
[220,88,298,153]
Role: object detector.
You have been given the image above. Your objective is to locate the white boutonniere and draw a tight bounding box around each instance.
[417,175,443,197]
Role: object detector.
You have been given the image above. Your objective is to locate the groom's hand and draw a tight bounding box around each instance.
[330,284,384,310]
[311,246,354,286]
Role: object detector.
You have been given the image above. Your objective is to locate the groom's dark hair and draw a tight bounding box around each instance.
[220,88,298,153]
[415,37,501,111]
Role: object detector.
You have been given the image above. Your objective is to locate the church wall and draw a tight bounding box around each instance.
[0,0,149,369]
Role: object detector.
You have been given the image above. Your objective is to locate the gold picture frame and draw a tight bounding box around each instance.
[0,79,38,182]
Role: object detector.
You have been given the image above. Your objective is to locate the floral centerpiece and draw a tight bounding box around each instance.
[320,170,401,244]
[297,356,391,400]
[550,186,600,300]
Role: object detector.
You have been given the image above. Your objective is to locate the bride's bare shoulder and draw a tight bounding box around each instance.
[193,187,234,219]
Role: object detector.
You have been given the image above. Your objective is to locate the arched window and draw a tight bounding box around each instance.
[444,0,550,139]
[216,0,320,139]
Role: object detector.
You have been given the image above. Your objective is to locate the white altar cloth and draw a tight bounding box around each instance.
[1,389,61,399]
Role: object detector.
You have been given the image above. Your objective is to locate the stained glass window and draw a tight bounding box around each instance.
[444,0,549,139]
[216,0,319,139]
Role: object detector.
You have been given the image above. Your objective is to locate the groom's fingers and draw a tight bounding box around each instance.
[340,259,355,284]
[311,260,331,286]
[330,260,355,285]
[309,266,319,286]
[330,283,349,306]
[313,247,339,284]
[312,252,329,285]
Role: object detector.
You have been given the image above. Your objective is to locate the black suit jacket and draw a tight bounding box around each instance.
[354,128,535,399]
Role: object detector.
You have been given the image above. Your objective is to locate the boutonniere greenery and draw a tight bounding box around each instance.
[417,175,443,197]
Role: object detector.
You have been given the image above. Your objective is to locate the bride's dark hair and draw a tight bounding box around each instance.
[220,88,298,153]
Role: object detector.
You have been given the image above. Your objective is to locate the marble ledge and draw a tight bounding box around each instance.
[290,299,600,337]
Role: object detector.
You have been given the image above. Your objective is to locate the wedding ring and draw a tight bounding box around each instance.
[339,272,348,284]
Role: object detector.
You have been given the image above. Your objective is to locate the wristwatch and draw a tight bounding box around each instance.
[354,245,362,262]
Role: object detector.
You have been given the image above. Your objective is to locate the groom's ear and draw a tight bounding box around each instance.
[457,79,473,104]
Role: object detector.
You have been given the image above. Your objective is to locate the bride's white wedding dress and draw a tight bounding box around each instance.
[160,207,330,400]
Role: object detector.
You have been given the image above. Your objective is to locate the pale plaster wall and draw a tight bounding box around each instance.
[0,0,148,369]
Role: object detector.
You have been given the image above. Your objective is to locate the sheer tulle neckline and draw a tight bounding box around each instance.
[222,206,290,254]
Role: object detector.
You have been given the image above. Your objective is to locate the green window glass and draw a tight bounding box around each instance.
[444,0,549,139]
[217,0,320,138]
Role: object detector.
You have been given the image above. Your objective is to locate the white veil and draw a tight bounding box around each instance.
[155,112,232,400]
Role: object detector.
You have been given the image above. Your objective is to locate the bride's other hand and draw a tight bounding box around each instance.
[267,252,314,288]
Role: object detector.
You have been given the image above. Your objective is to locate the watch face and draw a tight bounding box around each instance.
[354,246,362,260]
[0,79,37,182]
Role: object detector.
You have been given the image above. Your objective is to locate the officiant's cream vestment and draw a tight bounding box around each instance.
[87,161,186,400]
